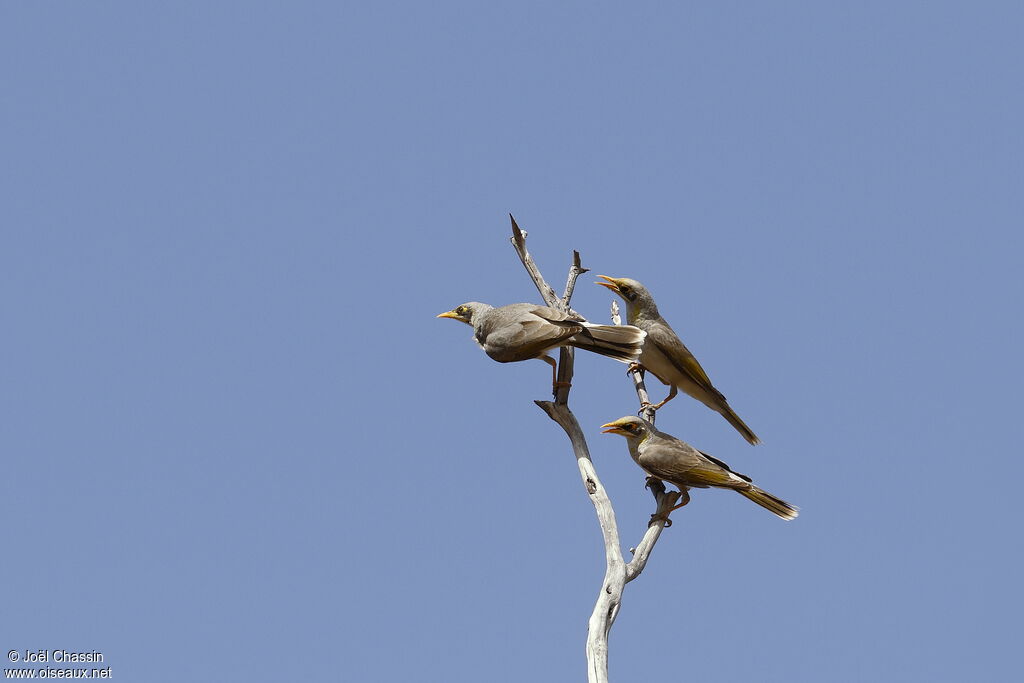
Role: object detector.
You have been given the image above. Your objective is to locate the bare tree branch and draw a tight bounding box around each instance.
[534,400,624,683]
[628,368,658,424]
[509,214,562,308]
[612,301,658,424]
[626,480,681,584]
[509,215,678,682]
[609,300,688,579]
[562,250,589,308]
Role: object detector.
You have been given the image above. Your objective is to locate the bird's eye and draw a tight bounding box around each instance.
[457,306,466,315]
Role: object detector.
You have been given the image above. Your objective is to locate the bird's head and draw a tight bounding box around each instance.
[436,302,487,325]
[601,416,653,441]
[596,276,657,315]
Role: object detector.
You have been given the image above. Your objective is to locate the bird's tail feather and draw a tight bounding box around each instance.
[570,324,645,362]
[739,485,799,520]
[719,404,760,445]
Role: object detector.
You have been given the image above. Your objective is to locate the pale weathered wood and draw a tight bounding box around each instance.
[509,214,562,310]
[611,302,658,424]
[509,215,679,682]
[625,479,681,584]
[561,250,588,309]
[534,400,623,683]
[609,301,686,577]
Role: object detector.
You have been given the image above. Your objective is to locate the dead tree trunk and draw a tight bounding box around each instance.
[509,216,681,683]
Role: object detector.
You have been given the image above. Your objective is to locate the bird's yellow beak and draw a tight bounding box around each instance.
[436,310,460,319]
[600,421,627,435]
[596,275,622,292]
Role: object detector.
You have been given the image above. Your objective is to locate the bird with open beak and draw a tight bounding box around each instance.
[601,416,797,520]
[596,275,759,445]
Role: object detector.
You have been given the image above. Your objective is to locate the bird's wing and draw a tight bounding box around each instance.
[639,438,747,489]
[479,304,580,360]
[516,305,585,346]
[637,439,706,487]
[698,450,752,483]
[526,304,587,326]
[520,305,584,341]
[645,319,725,399]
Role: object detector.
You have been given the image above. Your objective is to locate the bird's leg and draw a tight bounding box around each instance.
[649,487,690,527]
[665,488,691,513]
[648,384,678,411]
[541,355,570,396]
[627,363,658,414]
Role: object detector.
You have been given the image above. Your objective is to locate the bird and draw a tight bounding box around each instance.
[437,302,646,391]
[596,275,759,445]
[600,416,797,520]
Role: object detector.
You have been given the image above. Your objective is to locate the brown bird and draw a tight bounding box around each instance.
[437,302,646,391]
[596,276,759,445]
[601,416,797,520]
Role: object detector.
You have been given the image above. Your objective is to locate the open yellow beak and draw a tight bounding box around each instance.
[595,275,621,292]
[436,310,460,319]
[600,421,626,434]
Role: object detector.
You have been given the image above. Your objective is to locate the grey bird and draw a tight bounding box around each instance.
[601,416,797,520]
[596,276,759,445]
[437,302,646,390]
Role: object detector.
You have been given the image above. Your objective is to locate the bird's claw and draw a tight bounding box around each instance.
[649,513,672,528]
[636,401,658,417]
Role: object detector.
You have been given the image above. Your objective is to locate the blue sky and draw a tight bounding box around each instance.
[3,2,1021,681]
